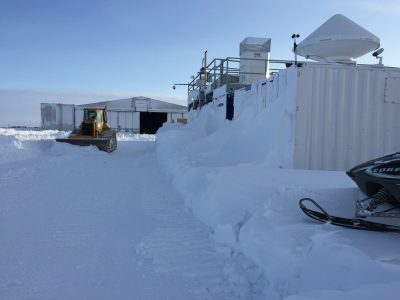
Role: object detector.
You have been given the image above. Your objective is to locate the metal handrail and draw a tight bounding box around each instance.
[184,57,297,93]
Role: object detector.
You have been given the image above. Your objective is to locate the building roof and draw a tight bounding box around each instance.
[76,96,187,113]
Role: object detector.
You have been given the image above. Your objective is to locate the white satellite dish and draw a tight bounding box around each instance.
[296,14,380,63]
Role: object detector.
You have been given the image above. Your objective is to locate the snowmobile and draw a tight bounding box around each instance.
[299,152,400,231]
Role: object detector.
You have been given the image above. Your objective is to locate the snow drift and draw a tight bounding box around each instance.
[155,75,400,299]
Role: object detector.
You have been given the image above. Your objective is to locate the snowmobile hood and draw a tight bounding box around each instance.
[347,152,400,180]
[346,152,400,202]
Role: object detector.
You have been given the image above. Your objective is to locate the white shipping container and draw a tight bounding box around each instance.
[41,103,74,130]
[245,63,400,171]
[294,63,400,170]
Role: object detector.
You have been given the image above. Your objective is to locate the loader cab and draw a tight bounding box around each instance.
[81,108,109,137]
[84,110,98,121]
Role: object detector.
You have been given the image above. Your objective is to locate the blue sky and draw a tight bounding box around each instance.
[1,0,400,126]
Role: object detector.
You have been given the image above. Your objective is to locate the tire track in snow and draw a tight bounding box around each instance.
[136,156,232,299]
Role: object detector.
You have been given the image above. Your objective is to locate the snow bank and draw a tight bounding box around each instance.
[0,129,67,164]
[0,128,67,140]
[116,132,156,142]
[0,128,119,165]
[0,129,154,165]
[155,69,400,299]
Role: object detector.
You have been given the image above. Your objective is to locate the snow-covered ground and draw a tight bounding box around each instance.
[0,130,235,299]
[2,116,400,300]
[155,98,400,299]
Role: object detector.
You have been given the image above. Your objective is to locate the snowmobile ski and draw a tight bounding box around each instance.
[299,198,400,232]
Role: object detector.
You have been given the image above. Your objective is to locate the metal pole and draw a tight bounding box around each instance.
[73,106,76,129]
[202,51,208,107]
[291,34,300,65]
[204,50,207,81]
[59,104,63,131]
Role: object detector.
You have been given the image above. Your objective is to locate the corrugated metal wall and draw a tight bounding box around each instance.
[254,68,289,108]
[294,64,400,171]
[41,103,75,130]
[74,109,140,132]
[74,110,184,131]
[108,111,140,132]
[42,98,186,132]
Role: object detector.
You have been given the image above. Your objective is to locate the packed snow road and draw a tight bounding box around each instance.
[0,130,230,300]
[5,123,400,300]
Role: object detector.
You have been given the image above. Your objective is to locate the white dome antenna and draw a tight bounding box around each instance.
[296,14,380,63]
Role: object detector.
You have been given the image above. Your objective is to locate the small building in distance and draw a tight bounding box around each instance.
[41,96,187,134]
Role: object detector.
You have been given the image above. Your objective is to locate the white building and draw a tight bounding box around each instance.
[187,14,400,171]
[233,14,400,171]
[234,62,400,171]
[41,96,187,134]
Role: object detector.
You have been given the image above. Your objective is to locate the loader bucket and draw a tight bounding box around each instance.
[56,130,117,153]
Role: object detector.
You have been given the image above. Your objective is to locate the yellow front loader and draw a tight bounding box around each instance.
[56,108,117,153]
